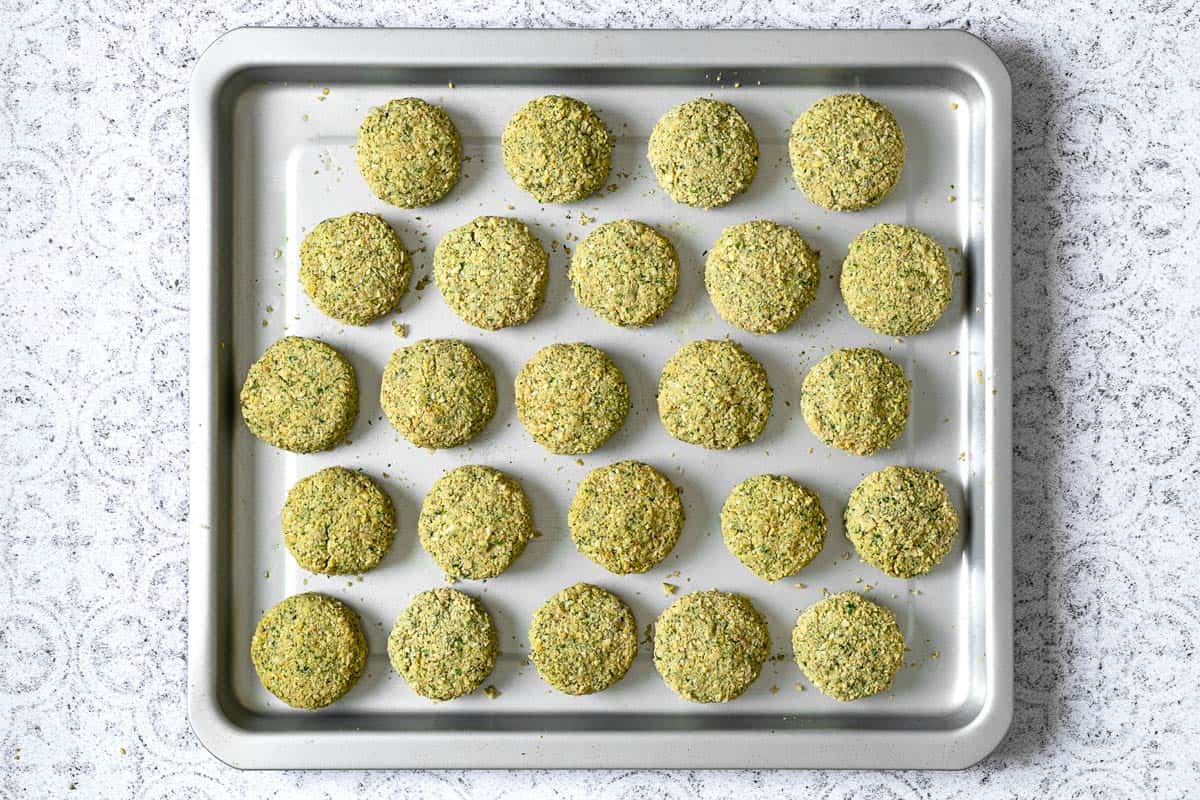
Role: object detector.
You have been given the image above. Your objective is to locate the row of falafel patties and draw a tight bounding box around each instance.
[252,458,956,709]
[303,212,951,338]
[241,337,915,457]
[254,587,905,711]
[358,93,904,212]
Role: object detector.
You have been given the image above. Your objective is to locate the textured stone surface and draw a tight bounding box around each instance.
[3,2,1197,797]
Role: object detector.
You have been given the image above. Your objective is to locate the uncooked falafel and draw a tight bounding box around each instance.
[356,97,461,207]
[528,583,638,695]
[434,216,549,330]
[282,467,396,575]
[845,466,960,578]
[841,223,952,336]
[658,339,773,449]
[387,588,498,701]
[653,590,770,703]
[239,336,358,454]
[299,212,412,326]
[380,339,497,450]
[789,93,905,211]
[418,465,534,580]
[570,219,679,327]
[514,343,629,454]
[250,592,367,709]
[792,591,905,701]
[568,460,685,574]
[648,98,758,208]
[800,348,910,456]
[705,220,821,334]
[502,95,612,203]
[720,474,826,581]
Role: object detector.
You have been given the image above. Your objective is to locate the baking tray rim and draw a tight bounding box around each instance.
[188,26,1013,770]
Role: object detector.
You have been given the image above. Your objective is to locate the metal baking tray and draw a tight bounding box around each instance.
[189,27,1011,770]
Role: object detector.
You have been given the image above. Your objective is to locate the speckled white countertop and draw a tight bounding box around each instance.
[2,2,1198,798]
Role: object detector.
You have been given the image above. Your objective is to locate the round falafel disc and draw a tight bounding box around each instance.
[841,222,952,337]
[281,467,396,575]
[845,465,960,578]
[528,583,638,695]
[239,336,358,454]
[653,590,770,703]
[720,474,826,581]
[380,338,497,450]
[568,460,685,574]
[705,219,821,334]
[355,97,461,207]
[299,212,412,326]
[792,591,905,701]
[800,347,910,456]
[789,93,905,212]
[250,592,367,709]
[418,465,534,580]
[514,342,630,455]
[647,98,758,208]
[502,95,612,203]
[569,219,679,327]
[388,588,498,701]
[433,216,549,330]
[657,339,773,449]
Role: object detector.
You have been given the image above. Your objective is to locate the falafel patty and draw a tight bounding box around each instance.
[529,583,638,695]
[250,592,367,709]
[379,339,497,450]
[789,93,905,211]
[792,591,905,701]
[355,97,461,207]
[502,95,612,203]
[658,339,773,449]
[514,343,629,454]
[418,465,534,580]
[387,588,498,701]
[434,216,549,330]
[653,590,770,703]
[648,98,758,208]
[239,336,358,454]
[282,467,396,575]
[568,460,685,574]
[800,347,910,456]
